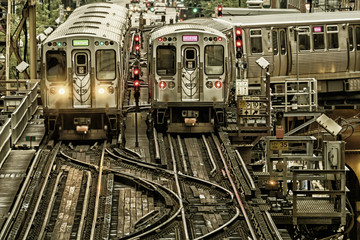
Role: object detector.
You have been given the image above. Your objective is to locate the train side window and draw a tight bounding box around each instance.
[327,25,339,49]
[313,26,324,50]
[272,31,278,55]
[204,45,224,75]
[349,27,354,51]
[46,50,67,81]
[96,50,116,80]
[250,29,263,54]
[280,30,286,55]
[75,53,88,75]
[298,27,310,51]
[156,46,176,76]
[356,27,360,50]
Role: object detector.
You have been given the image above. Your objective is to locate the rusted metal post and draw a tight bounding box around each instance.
[29,0,37,81]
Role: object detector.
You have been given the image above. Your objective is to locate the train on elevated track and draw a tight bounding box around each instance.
[41,3,131,140]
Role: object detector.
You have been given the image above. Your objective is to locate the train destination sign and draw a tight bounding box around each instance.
[182,35,198,42]
[72,39,89,46]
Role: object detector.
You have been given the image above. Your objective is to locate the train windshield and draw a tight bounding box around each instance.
[96,50,116,80]
[156,46,176,76]
[46,50,67,81]
[204,45,224,75]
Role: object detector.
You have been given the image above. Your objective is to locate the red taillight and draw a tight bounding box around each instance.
[133,80,140,87]
[235,28,242,36]
[135,44,140,51]
[218,37,222,41]
[159,81,166,89]
[133,68,140,75]
[215,81,222,88]
[158,37,162,42]
[236,40,242,47]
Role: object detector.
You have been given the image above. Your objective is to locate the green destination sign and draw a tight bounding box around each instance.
[72,39,89,46]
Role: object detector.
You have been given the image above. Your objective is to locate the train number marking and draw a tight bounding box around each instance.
[269,141,289,151]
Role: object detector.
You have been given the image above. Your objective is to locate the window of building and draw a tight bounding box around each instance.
[46,50,67,81]
[156,46,176,76]
[327,25,339,49]
[313,26,325,50]
[96,50,116,80]
[250,29,263,54]
[204,45,224,75]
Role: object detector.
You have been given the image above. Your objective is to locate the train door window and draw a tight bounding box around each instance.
[298,27,310,51]
[204,45,224,75]
[327,25,339,49]
[156,46,176,76]
[280,30,286,55]
[75,53,88,75]
[272,31,278,55]
[356,27,360,50]
[313,26,324,50]
[46,50,67,81]
[96,50,116,80]
[184,48,197,69]
[349,27,354,51]
[250,29,263,54]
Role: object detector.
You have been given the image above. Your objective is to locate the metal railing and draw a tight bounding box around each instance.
[10,82,39,145]
[0,118,11,167]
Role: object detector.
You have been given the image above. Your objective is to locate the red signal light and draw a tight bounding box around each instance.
[133,68,140,75]
[133,80,141,87]
[135,45,140,51]
[218,6,222,11]
[236,28,242,36]
[134,35,140,42]
[236,40,242,47]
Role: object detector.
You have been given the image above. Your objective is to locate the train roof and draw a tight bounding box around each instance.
[182,18,232,33]
[44,3,129,44]
[150,23,227,41]
[220,7,300,16]
[218,11,360,28]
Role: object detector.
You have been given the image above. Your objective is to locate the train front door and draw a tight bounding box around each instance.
[272,28,288,76]
[181,46,200,102]
[72,50,91,108]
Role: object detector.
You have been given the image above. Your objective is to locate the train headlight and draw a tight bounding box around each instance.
[159,81,166,89]
[168,81,175,89]
[205,81,213,89]
[98,88,105,94]
[50,87,56,95]
[215,81,222,88]
[58,88,66,94]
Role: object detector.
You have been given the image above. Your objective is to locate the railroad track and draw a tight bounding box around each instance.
[0,131,283,239]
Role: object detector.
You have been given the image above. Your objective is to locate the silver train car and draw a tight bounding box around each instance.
[218,11,360,106]
[148,23,232,132]
[41,3,131,140]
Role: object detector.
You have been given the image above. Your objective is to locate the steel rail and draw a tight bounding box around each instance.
[202,134,217,175]
[177,135,188,174]
[21,143,61,240]
[212,133,257,240]
[235,150,256,190]
[264,211,283,240]
[90,141,107,239]
[38,171,64,239]
[168,134,190,240]
[153,127,161,160]
[77,171,92,240]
